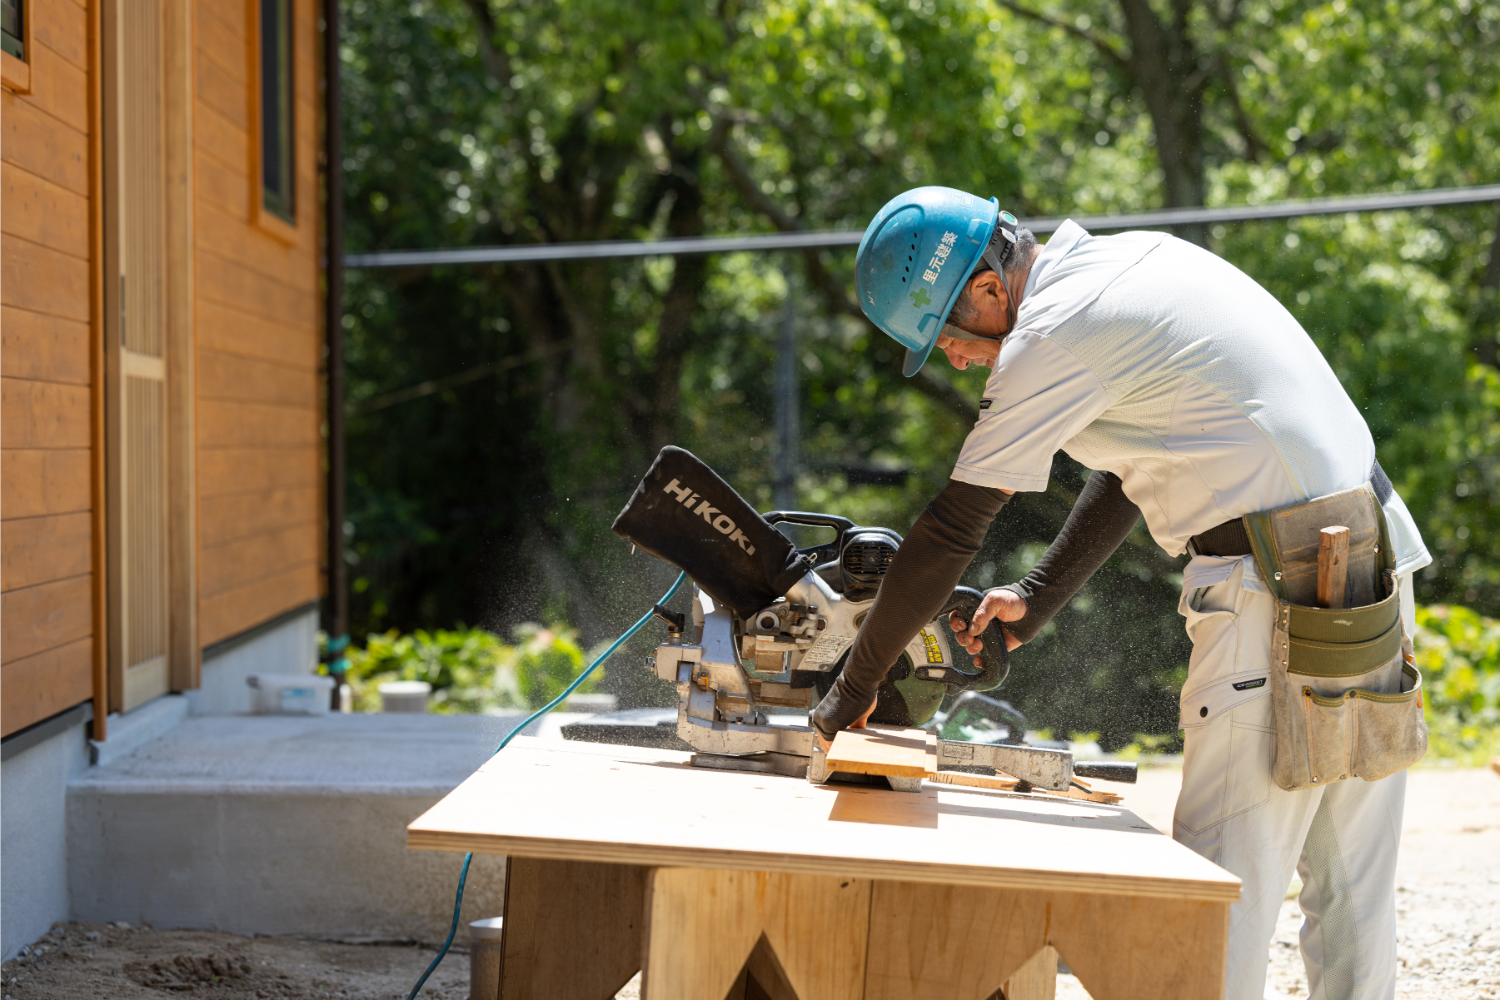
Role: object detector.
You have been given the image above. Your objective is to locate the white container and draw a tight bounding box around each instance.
[246,674,334,715]
[379,680,431,713]
[468,917,504,1000]
[562,692,618,714]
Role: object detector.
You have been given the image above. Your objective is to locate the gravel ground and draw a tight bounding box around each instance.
[6,768,1495,1000]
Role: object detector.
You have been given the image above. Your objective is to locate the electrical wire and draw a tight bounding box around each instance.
[403,570,688,1000]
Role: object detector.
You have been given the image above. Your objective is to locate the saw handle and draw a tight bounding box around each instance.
[1073,761,1138,784]
[924,586,1010,693]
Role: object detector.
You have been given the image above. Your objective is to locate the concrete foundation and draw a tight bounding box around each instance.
[1,707,91,960]
[187,605,319,716]
[67,713,541,943]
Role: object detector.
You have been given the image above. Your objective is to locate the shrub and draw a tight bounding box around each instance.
[1413,604,1500,765]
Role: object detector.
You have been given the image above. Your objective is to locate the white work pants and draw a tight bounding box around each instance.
[1172,555,1414,1000]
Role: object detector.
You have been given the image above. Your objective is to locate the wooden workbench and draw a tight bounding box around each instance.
[407,737,1239,1000]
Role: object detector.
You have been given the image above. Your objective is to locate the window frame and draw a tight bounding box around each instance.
[1,0,30,94]
[249,0,297,239]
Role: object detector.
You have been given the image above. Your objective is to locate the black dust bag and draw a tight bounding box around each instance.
[612,446,811,617]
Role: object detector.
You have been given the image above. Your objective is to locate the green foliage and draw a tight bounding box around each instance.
[337,0,1500,744]
[1414,603,1500,764]
[338,624,593,713]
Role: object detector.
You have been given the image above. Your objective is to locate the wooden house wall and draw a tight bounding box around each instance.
[1,0,98,736]
[192,0,322,647]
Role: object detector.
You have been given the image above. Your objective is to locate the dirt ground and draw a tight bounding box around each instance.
[6,767,1496,1000]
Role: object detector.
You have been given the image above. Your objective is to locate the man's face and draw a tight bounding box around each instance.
[936,270,1009,370]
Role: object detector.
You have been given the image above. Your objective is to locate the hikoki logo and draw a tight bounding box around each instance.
[662,479,756,555]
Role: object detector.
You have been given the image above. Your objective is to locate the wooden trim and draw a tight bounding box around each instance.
[87,0,108,741]
[245,0,299,245]
[164,0,197,692]
[0,0,32,94]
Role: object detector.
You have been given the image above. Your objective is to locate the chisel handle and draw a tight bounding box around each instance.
[1073,761,1139,784]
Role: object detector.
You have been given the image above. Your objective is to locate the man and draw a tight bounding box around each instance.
[811,186,1430,1000]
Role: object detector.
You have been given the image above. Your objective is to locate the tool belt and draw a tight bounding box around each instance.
[1202,482,1427,792]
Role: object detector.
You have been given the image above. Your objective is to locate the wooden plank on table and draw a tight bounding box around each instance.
[826,724,936,778]
[1,574,92,663]
[2,512,93,591]
[2,307,91,385]
[2,378,92,449]
[407,738,1242,903]
[197,563,318,647]
[1,636,93,737]
[1,448,91,519]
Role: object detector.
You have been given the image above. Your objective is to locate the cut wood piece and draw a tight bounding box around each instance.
[928,770,1122,806]
[1000,945,1059,1000]
[826,724,936,778]
[1317,525,1350,609]
[499,857,646,1000]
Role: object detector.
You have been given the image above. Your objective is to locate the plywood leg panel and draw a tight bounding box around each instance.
[1048,894,1229,1000]
[642,868,870,1000]
[499,857,646,1000]
[864,881,1051,1000]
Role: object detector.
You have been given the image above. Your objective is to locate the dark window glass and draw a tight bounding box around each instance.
[2,0,24,61]
[260,0,293,221]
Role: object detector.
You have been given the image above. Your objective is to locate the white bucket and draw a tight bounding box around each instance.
[246,674,334,715]
[379,680,432,713]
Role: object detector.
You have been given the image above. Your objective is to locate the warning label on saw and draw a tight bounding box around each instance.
[800,633,854,667]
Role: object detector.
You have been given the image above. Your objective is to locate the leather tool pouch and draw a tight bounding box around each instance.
[1245,484,1428,791]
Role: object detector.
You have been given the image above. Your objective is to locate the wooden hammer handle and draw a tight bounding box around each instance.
[1317,525,1350,609]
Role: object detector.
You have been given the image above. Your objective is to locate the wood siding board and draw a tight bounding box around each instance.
[194,4,245,86]
[197,399,319,449]
[194,247,318,327]
[192,103,249,175]
[198,522,318,596]
[26,38,90,134]
[1,573,93,663]
[197,562,318,647]
[196,445,320,498]
[198,486,318,547]
[193,150,250,224]
[1,308,92,385]
[2,236,91,321]
[198,349,316,407]
[196,201,315,291]
[195,0,244,38]
[30,0,90,69]
[2,378,93,449]
[1,95,89,195]
[1,450,92,519]
[195,298,317,368]
[2,512,93,591]
[194,39,247,129]
[2,161,92,260]
[0,636,93,737]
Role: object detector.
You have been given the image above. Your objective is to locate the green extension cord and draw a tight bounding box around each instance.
[404,571,688,1000]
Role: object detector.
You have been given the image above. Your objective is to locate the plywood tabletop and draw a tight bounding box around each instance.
[406,737,1239,903]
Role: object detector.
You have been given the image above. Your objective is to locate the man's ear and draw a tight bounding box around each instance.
[975,270,1005,302]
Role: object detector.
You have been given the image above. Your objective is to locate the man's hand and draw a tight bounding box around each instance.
[815,698,877,753]
[949,589,1027,666]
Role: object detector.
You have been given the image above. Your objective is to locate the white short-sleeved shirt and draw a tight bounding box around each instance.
[951,221,1431,577]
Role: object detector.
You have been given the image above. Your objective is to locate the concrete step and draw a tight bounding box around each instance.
[67,713,551,944]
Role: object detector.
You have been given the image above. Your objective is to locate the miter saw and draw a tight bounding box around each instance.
[609,446,1136,794]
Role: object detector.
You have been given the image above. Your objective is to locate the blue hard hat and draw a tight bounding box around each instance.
[855,187,1017,376]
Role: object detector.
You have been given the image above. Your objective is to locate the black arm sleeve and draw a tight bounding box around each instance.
[996,470,1140,644]
[811,480,1010,740]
